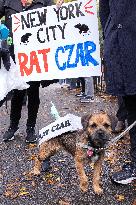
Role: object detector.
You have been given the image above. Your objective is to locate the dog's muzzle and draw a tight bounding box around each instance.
[88,130,110,149]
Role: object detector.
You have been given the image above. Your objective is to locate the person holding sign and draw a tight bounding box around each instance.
[99,0,136,184]
[1,0,63,143]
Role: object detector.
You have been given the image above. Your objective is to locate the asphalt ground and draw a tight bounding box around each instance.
[0,83,135,205]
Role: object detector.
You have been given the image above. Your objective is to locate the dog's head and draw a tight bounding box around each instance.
[81,112,113,149]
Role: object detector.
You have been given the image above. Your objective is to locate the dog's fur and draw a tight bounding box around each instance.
[33,112,113,194]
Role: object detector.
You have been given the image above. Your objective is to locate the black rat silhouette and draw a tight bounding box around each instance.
[20,33,32,45]
[74,23,90,35]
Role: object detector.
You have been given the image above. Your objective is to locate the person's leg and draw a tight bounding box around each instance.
[80,77,95,103]
[75,78,86,97]
[22,91,27,106]
[123,95,136,164]
[69,78,77,89]
[85,77,94,97]
[76,78,81,88]
[115,96,127,132]
[10,90,26,126]
[65,78,71,85]
[59,79,64,85]
[111,95,136,184]
[80,77,85,93]
[3,89,26,142]
[116,96,127,121]
[26,82,40,143]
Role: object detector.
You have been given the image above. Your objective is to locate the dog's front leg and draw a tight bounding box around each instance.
[75,149,88,192]
[92,154,104,195]
[33,139,61,175]
[33,142,48,175]
[33,157,42,175]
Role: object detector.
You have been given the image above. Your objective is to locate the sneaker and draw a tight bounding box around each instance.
[26,127,37,143]
[114,121,126,133]
[3,126,18,142]
[80,96,94,103]
[41,158,51,172]
[111,163,136,184]
[75,92,86,97]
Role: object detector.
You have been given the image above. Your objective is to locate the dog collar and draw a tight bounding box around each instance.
[76,142,104,158]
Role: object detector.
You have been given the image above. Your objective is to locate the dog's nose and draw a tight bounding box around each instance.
[97,129,104,135]
[97,130,108,140]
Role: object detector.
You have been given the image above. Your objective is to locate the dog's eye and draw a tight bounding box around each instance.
[103,123,110,128]
[90,123,97,128]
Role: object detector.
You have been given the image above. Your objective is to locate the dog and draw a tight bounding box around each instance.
[33,112,113,194]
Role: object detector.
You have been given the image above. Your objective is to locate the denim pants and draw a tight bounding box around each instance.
[66,78,77,89]
[85,77,94,97]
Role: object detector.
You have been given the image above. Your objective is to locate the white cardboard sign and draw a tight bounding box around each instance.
[12,0,101,82]
[38,114,83,145]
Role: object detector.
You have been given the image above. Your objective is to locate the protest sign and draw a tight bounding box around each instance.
[12,0,101,82]
[38,114,83,145]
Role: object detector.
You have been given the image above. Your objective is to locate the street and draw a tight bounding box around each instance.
[0,83,135,205]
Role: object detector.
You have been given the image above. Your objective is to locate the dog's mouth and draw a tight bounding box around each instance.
[86,136,108,158]
[88,132,110,149]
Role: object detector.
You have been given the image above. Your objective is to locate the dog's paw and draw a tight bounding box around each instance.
[94,186,103,195]
[80,180,89,192]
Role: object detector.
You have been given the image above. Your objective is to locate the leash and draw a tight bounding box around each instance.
[107,120,136,147]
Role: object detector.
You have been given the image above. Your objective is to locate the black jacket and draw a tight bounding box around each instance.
[99,0,136,96]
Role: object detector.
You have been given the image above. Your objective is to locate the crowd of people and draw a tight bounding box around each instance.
[0,0,135,192]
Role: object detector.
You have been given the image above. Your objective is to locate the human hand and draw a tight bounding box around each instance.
[56,0,64,10]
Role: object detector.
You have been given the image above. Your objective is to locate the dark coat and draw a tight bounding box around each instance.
[99,0,136,96]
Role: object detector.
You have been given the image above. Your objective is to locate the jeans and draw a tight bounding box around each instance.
[10,81,40,128]
[85,77,94,97]
[59,79,65,85]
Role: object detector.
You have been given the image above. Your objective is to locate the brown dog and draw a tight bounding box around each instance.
[33,112,113,194]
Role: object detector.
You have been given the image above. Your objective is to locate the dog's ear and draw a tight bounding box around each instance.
[107,114,118,132]
[81,114,92,130]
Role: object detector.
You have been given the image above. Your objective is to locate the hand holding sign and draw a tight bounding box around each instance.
[56,0,64,10]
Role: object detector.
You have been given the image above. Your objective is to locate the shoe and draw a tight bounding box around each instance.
[75,92,86,97]
[111,163,136,184]
[114,121,125,133]
[26,127,37,143]
[41,158,51,172]
[3,126,18,142]
[80,96,94,103]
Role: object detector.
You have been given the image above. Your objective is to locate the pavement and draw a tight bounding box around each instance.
[0,83,135,205]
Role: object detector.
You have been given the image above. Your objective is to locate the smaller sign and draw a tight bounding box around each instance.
[39,114,83,145]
